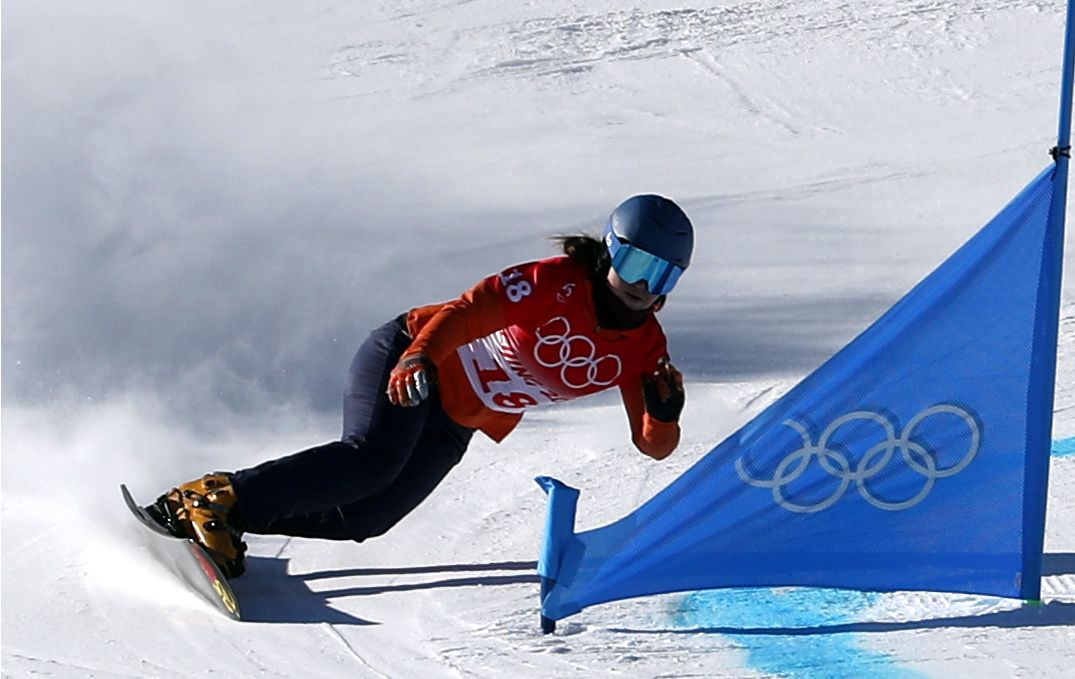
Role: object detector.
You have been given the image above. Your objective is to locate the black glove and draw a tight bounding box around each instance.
[642,358,684,423]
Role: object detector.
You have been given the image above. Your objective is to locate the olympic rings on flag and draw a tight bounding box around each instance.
[736,405,981,513]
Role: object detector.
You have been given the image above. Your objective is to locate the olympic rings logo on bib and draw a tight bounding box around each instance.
[736,405,981,513]
[534,316,622,389]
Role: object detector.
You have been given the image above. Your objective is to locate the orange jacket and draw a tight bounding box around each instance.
[405,256,680,459]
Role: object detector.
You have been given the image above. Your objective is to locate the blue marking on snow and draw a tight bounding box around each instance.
[1053,437,1075,457]
[674,588,924,679]
[665,438,1075,674]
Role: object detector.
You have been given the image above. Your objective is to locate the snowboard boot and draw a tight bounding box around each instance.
[148,473,247,579]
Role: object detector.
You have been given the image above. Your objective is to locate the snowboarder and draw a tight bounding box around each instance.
[148,194,694,578]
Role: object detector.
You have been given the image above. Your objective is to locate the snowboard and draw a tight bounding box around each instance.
[120,484,242,620]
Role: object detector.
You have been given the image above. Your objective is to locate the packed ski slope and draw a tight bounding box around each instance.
[3,1,1074,677]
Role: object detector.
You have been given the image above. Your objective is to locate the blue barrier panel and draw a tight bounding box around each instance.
[539,164,1065,623]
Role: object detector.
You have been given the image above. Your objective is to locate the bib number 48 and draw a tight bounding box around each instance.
[492,391,539,410]
[468,357,540,411]
[500,269,532,303]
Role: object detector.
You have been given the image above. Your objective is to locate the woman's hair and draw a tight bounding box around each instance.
[552,234,609,278]
[554,233,668,313]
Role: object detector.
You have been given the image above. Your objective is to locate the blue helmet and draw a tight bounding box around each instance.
[603,194,694,294]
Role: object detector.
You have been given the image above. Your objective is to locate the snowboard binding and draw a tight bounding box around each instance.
[148,473,247,579]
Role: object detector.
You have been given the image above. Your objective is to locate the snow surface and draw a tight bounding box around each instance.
[3,0,1074,677]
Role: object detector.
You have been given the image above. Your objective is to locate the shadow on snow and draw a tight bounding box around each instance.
[230,558,538,625]
[610,600,1075,636]
[231,555,1074,629]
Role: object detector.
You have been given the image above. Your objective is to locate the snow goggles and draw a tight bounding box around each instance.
[605,229,685,295]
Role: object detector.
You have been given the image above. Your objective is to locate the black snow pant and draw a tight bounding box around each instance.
[230,314,475,541]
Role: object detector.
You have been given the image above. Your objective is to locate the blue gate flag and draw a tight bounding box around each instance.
[537,162,1066,623]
